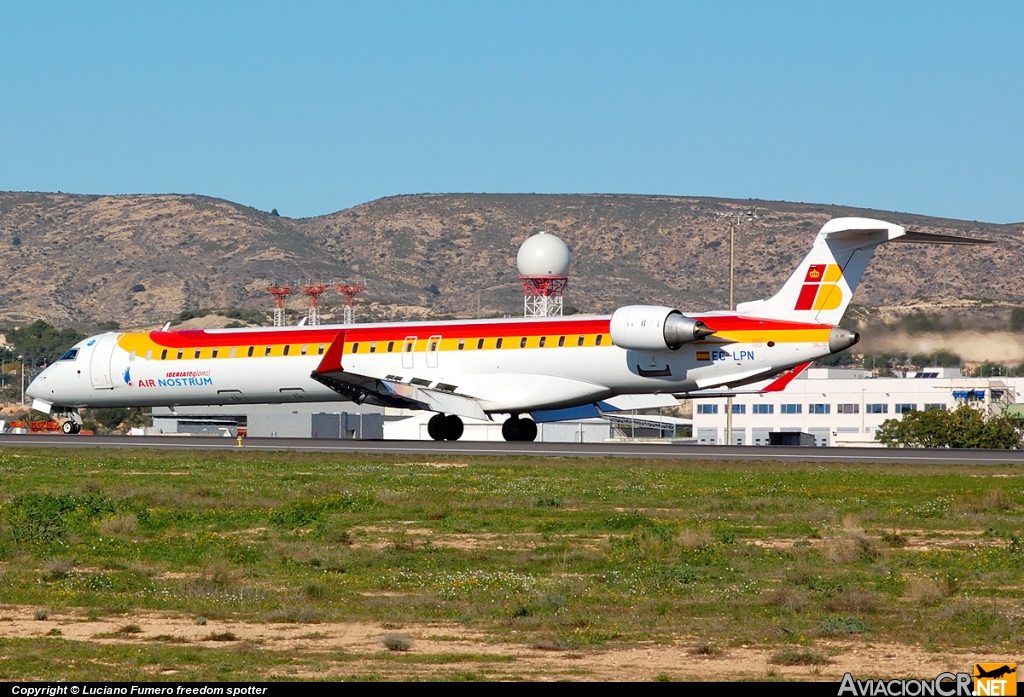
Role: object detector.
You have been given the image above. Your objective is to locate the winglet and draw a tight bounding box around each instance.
[314,331,347,373]
[762,361,811,392]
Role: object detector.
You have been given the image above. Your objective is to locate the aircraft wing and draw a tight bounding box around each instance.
[674,362,811,398]
[310,336,489,421]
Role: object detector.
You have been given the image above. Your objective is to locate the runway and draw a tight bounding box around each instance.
[1,434,1022,464]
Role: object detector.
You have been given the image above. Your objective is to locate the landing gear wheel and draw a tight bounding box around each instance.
[60,420,75,435]
[502,417,537,442]
[73,422,81,434]
[427,413,446,441]
[501,417,520,442]
[442,414,464,441]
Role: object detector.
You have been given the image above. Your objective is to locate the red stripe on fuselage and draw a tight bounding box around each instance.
[697,315,830,332]
[148,328,342,348]
[142,318,612,349]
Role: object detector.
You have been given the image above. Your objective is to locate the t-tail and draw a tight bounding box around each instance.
[736,217,992,325]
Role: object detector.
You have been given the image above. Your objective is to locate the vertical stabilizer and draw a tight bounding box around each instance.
[736,218,906,325]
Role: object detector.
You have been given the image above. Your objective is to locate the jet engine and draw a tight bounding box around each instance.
[609,305,715,351]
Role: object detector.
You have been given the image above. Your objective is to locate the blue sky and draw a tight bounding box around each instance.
[1,2,1021,222]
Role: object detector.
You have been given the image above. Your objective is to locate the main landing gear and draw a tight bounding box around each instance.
[60,420,81,435]
[427,413,464,441]
[502,416,537,442]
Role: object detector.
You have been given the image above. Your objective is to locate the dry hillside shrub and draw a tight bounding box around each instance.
[382,633,413,651]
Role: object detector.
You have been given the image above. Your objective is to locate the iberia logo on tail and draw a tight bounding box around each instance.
[794,263,844,311]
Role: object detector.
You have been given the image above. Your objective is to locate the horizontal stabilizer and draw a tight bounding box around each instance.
[892,230,994,245]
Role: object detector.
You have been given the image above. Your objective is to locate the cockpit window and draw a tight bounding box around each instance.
[58,349,78,361]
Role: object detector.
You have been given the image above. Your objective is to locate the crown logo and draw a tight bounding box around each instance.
[808,268,820,279]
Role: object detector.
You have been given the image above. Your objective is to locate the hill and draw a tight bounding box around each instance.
[0,191,1020,332]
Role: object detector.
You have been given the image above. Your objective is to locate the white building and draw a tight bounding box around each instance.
[691,367,1019,447]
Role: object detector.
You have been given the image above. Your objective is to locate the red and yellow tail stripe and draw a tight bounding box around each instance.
[794,264,843,311]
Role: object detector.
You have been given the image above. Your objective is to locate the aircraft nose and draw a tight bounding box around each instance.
[25,371,47,400]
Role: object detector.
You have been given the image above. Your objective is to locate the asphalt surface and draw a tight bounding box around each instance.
[1,434,1022,464]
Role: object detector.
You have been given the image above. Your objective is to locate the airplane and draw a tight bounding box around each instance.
[25,217,990,441]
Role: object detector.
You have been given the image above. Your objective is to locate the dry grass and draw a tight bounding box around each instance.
[824,589,879,614]
[764,587,807,612]
[41,559,76,581]
[769,647,831,666]
[903,577,947,606]
[99,513,138,538]
[687,642,724,657]
[825,515,879,563]
[676,529,714,551]
[979,487,1013,511]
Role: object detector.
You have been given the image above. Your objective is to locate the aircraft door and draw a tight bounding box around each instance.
[426,335,441,369]
[402,336,417,370]
[89,334,119,389]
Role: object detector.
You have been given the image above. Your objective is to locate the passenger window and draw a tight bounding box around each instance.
[496,338,503,349]
[577,335,585,346]
[387,341,394,353]
[301,344,308,355]
[318,344,325,355]
[145,350,152,360]
[406,342,413,352]
[129,351,136,361]
[520,337,527,348]
[194,349,201,359]
[247,346,254,357]
[352,343,359,354]
[539,337,546,347]
[477,338,484,350]
[596,335,603,346]
[229,347,237,358]
[430,341,437,351]
[369,342,376,353]
[558,336,565,347]
[265,346,272,356]
[283,345,291,355]
[458,339,465,350]
[160,349,167,360]
[177,350,184,359]
[212,348,219,358]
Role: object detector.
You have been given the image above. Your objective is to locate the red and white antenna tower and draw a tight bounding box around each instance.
[335,282,365,325]
[264,283,293,327]
[517,231,570,317]
[299,282,327,326]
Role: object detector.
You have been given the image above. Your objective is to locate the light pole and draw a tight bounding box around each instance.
[19,355,25,407]
[725,209,757,446]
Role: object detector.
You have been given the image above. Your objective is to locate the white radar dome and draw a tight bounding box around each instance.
[517,231,571,277]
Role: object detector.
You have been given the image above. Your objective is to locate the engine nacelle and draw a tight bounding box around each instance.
[609,305,715,351]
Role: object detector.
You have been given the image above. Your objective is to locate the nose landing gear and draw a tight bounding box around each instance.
[59,419,81,435]
[427,413,464,441]
[501,416,537,442]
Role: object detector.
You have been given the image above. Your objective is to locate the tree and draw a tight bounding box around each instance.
[9,321,86,365]
[1011,307,1024,332]
[876,404,1023,449]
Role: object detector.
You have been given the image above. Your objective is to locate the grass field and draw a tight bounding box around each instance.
[0,448,1020,681]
